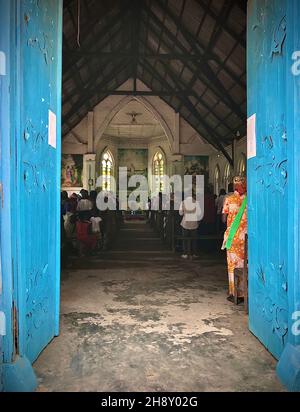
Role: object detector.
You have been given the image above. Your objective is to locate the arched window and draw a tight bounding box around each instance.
[238,153,247,177]
[101,150,114,191]
[223,163,232,193]
[214,165,221,196]
[153,151,165,192]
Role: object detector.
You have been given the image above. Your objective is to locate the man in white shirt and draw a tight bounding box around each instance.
[77,189,93,212]
[179,194,202,259]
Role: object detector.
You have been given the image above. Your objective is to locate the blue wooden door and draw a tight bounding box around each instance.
[14,0,63,363]
[247,0,289,359]
[0,0,14,391]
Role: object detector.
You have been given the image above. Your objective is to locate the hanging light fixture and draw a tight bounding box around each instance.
[77,0,81,47]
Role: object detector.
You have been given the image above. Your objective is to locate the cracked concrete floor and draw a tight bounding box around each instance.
[34,252,283,392]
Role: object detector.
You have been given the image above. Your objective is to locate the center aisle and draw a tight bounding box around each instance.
[105,219,172,260]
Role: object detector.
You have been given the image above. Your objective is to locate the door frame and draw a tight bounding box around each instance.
[1,0,63,392]
[1,0,37,392]
[277,0,300,391]
[1,0,299,393]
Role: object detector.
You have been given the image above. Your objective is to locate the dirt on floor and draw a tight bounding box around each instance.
[34,251,284,392]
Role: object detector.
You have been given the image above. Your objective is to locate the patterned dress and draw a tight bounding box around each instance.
[222,192,247,297]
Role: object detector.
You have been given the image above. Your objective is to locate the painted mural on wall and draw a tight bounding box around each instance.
[118,149,148,178]
[184,156,209,182]
[61,154,83,187]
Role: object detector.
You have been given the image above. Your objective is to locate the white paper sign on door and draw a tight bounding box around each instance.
[247,113,256,159]
[48,110,57,149]
[0,51,6,76]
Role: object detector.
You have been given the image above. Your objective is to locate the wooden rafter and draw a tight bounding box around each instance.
[140,57,233,164]
[141,12,239,139]
[154,0,245,121]
[61,0,246,154]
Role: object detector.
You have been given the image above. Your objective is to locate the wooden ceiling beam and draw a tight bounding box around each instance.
[87,90,197,96]
[196,0,246,48]
[63,59,130,126]
[145,1,245,89]
[140,58,233,164]
[143,4,245,121]
[154,0,245,121]
[63,1,131,73]
[142,14,240,137]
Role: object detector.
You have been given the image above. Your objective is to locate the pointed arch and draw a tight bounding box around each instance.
[94,96,174,152]
[237,153,247,177]
[223,162,232,192]
[214,165,221,196]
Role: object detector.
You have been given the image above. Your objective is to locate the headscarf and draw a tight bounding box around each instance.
[233,176,247,195]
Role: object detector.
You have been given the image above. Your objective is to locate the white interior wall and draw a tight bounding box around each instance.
[62,79,246,191]
[209,136,247,194]
[62,79,212,154]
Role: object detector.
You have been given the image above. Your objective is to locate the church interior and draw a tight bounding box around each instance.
[31,0,284,392]
[3,0,299,393]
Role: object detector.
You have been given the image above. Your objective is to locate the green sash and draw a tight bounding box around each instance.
[225,196,247,250]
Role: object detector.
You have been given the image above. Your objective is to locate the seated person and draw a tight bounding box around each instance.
[76,211,97,256]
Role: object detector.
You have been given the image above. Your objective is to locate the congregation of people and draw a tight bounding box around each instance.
[61,184,234,259]
[61,178,247,305]
[150,183,235,257]
[61,189,122,265]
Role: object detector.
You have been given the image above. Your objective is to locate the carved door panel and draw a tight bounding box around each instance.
[247,0,289,359]
[16,0,62,363]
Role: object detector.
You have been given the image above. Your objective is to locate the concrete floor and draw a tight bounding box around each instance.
[34,222,284,392]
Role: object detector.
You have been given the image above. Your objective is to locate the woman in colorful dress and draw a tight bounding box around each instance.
[222,176,247,302]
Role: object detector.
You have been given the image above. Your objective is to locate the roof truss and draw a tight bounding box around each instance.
[62,0,247,160]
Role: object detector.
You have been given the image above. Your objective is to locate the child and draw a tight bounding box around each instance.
[76,212,97,257]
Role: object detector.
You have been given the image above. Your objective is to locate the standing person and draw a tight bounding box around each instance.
[215,188,226,233]
[89,190,99,216]
[221,183,234,229]
[227,183,234,197]
[61,192,68,265]
[61,191,69,216]
[77,189,92,213]
[179,191,202,259]
[201,185,216,234]
[222,177,247,303]
[76,213,97,257]
[69,193,79,213]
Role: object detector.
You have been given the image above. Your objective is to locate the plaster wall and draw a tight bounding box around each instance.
[62,79,246,192]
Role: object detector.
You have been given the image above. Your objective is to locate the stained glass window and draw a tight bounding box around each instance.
[153,151,165,192]
[238,153,247,177]
[101,150,114,191]
[224,163,232,192]
[214,165,220,196]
